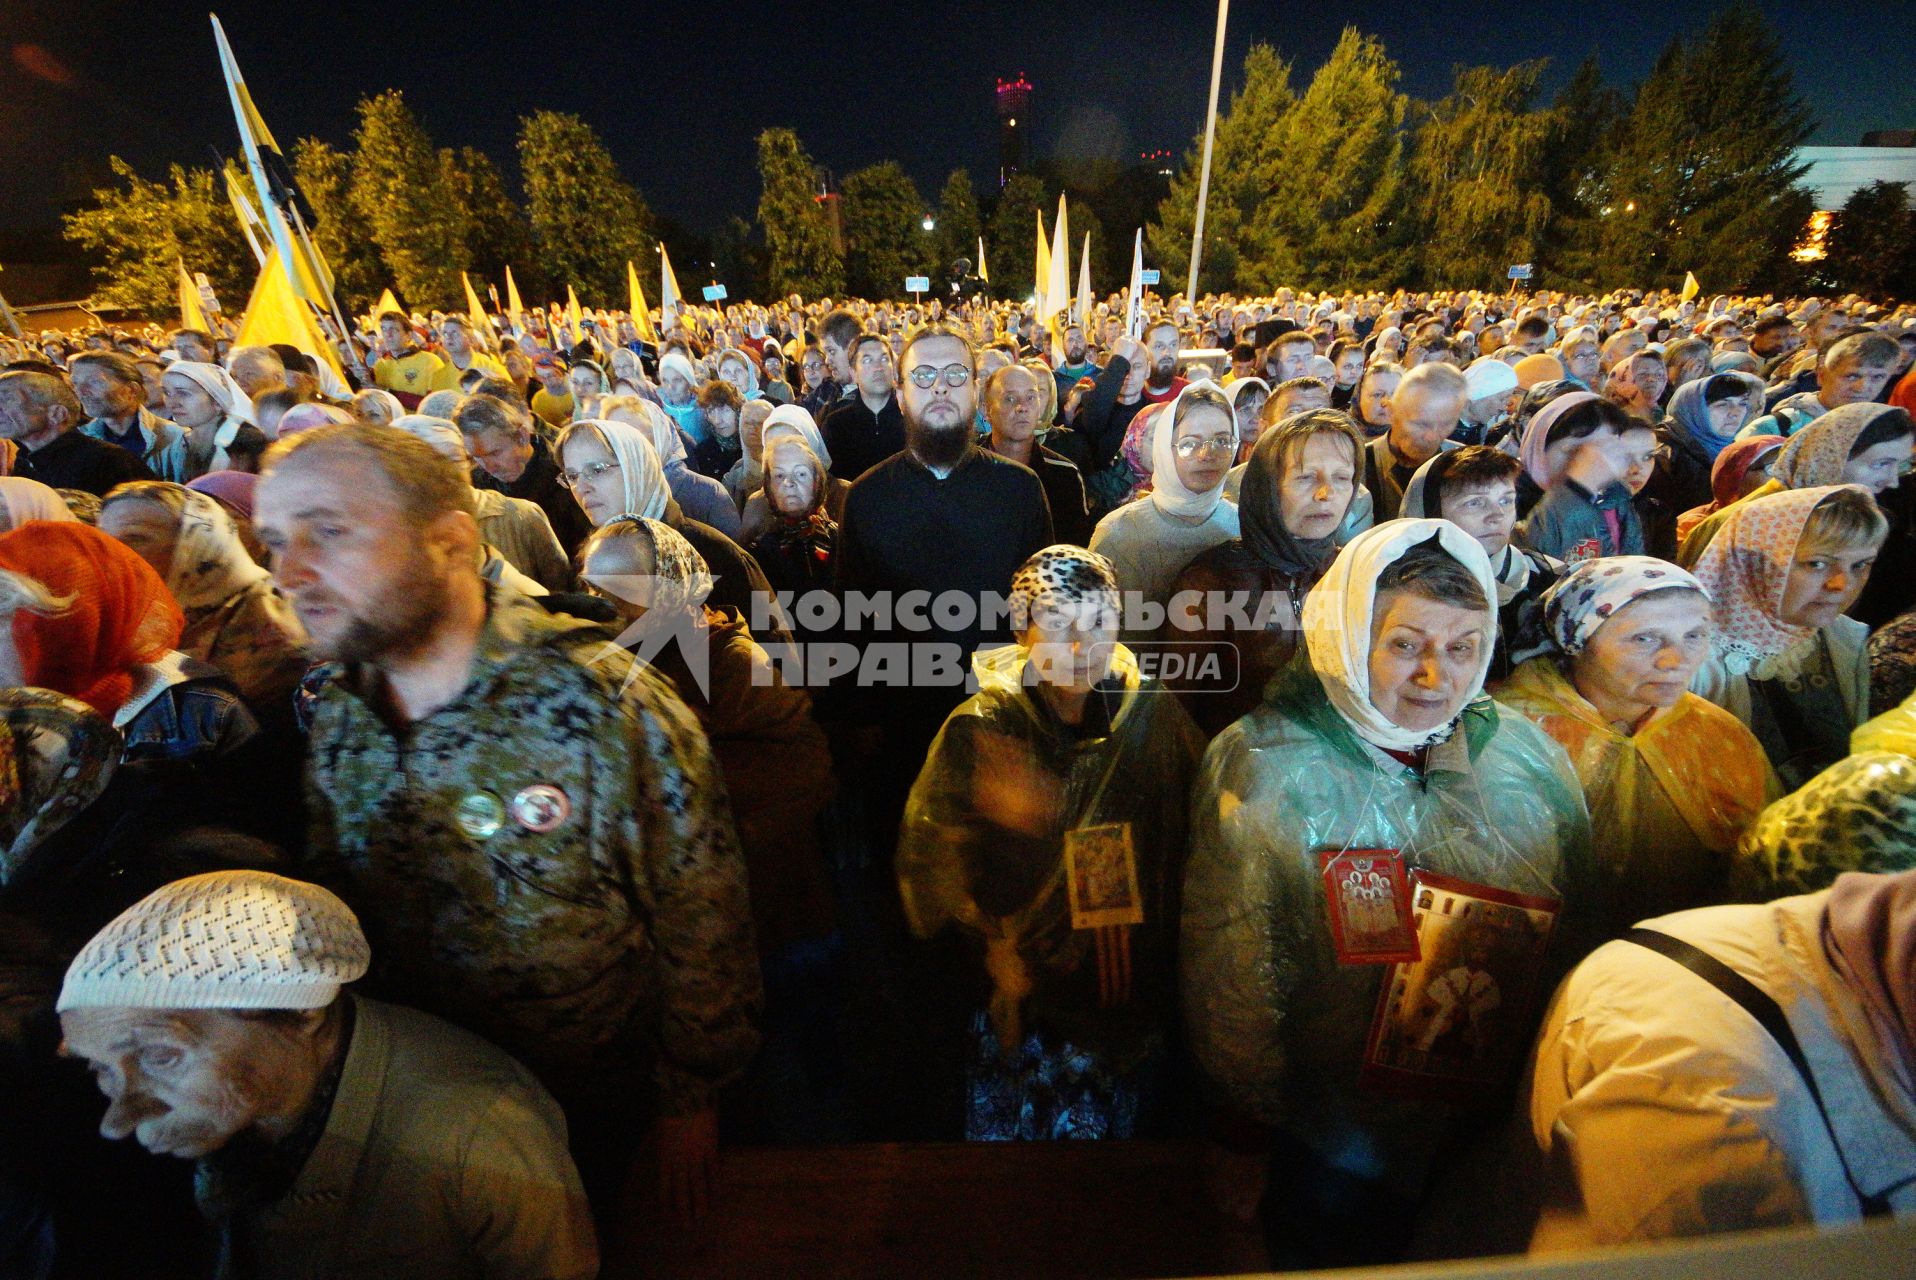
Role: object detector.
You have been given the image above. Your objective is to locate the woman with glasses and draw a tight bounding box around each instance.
[1088,382,1241,642]
[555,416,787,640]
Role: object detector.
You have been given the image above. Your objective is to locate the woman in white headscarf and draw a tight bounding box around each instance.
[97,481,307,710]
[1180,519,1595,1266]
[599,394,741,539]
[556,417,785,636]
[161,362,262,480]
[349,387,404,426]
[1088,381,1241,640]
[738,404,851,543]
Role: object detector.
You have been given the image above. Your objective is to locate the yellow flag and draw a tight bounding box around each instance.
[235,247,343,378]
[566,284,584,338]
[375,288,402,319]
[1035,212,1051,301]
[504,267,525,327]
[461,272,491,348]
[178,259,211,333]
[660,245,683,321]
[1680,271,1700,302]
[627,261,658,345]
[977,235,989,284]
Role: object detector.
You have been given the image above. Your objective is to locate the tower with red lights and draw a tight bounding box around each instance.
[996,75,1031,188]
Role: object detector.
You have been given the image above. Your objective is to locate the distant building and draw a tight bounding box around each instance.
[997,76,1031,188]
[1794,141,1916,210]
[1790,135,1916,262]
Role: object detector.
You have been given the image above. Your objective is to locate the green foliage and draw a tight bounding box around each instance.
[291,138,384,313]
[1148,42,1295,295]
[1407,62,1557,290]
[516,111,654,307]
[933,169,982,280]
[986,173,1050,299]
[62,157,251,316]
[1822,181,1916,301]
[349,90,469,307]
[841,162,930,298]
[1574,4,1813,291]
[1244,27,1411,291]
[443,146,538,302]
[710,215,766,302]
[756,129,843,297]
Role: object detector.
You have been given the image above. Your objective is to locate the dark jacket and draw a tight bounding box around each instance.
[992,442,1092,547]
[475,434,594,557]
[820,394,906,482]
[17,429,154,496]
[663,499,791,648]
[1519,477,1645,565]
[1072,357,1151,517]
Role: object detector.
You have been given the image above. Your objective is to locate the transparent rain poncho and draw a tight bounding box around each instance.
[1180,657,1596,1196]
[1497,656,1777,935]
[896,642,1204,1074]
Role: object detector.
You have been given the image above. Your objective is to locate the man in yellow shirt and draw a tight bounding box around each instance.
[371,311,445,404]
[529,355,575,427]
[427,315,508,392]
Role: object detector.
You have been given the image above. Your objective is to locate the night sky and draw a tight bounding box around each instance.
[2,0,1911,246]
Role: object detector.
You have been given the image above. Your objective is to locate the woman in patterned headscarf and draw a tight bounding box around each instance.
[579,516,834,971]
[1689,485,1888,789]
[897,544,1204,1141]
[97,482,307,712]
[1498,557,1776,935]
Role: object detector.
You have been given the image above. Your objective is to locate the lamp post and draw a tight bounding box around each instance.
[1186,0,1231,303]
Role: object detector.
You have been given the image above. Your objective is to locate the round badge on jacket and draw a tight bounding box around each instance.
[510,784,571,833]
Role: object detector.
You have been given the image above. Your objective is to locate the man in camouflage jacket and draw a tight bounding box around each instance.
[257,420,760,1211]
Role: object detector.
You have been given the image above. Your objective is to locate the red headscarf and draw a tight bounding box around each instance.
[0,523,183,715]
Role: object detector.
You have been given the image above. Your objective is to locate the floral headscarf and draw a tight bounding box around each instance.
[1540,556,1707,656]
[1689,484,1867,673]
[1773,402,1908,490]
[165,488,271,611]
[581,516,715,638]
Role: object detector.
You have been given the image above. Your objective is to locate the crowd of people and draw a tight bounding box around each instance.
[2,277,1915,1277]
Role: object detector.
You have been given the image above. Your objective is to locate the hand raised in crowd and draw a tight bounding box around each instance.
[1109,334,1148,369]
[1562,432,1637,494]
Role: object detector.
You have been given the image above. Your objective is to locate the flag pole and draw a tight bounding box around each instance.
[1186,0,1231,303]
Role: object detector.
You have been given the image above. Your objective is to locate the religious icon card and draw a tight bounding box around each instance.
[1358,871,1561,1104]
[1062,821,1144,930]
[1319,848,1420,965]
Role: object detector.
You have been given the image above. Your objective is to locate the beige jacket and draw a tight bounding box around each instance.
[1529,892,1916,1249]
[212,995,598,1280]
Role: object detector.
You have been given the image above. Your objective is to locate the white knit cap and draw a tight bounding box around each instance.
[57,872,370,1012]
[1463,356,1519,402]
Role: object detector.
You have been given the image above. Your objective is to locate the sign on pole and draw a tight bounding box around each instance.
[1140,269,1162,287]
[905,276,930,298]
[702,284,728,302]
[1507,263,1534,281]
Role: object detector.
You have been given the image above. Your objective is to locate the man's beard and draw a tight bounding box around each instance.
[907,417,972,470]
[1150,357,1177,383]
[309,556,452,665]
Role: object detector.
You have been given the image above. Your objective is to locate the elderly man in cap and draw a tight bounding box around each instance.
[57,870,598,1279]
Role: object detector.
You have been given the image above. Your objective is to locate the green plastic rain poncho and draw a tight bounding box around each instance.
[898,547,1205,1137]
[1497,558,1778,936]
[1180,519,1595,1197]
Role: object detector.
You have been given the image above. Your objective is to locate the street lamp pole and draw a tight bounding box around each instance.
[1187,0,1230,303]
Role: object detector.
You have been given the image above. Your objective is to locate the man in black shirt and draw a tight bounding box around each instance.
[453,391,594,556]
[0,370,154,496]
[982,363,1090,546]
[820,334,906,482]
